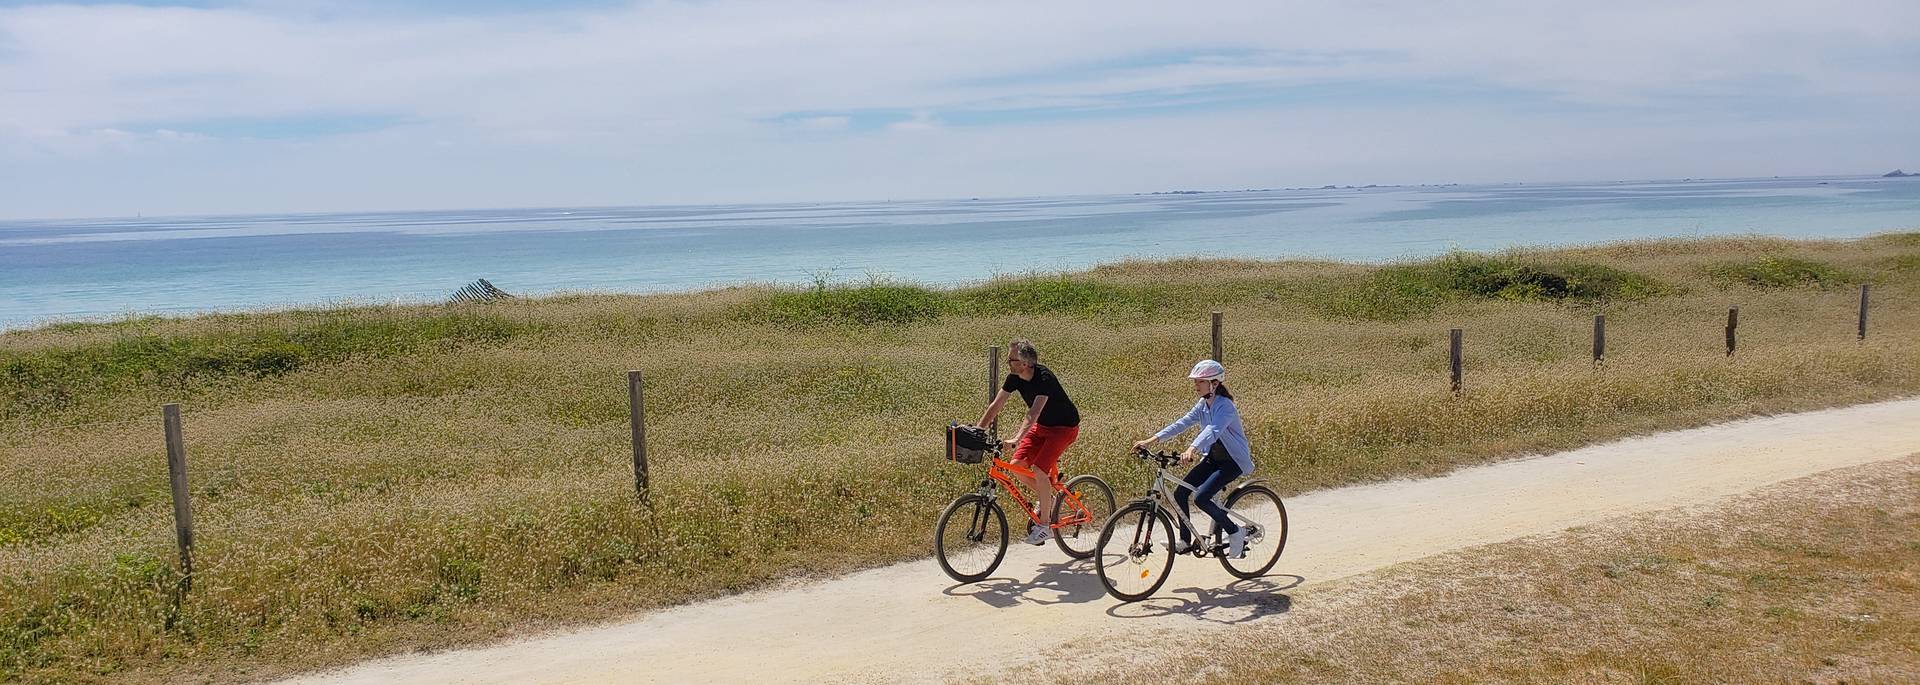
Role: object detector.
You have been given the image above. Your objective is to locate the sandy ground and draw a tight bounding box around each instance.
[279,397,1920,685]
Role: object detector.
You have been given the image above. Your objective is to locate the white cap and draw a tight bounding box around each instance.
[1188,359,1225,381]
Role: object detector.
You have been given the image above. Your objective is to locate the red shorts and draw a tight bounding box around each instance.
[1013,424,1079,477]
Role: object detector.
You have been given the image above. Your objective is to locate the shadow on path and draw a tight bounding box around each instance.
[1105,574,1304,624]
[943,558,1108,608]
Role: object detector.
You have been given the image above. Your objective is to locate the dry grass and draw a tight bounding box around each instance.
[2,233,1918,683]
[1019,456,1920,685]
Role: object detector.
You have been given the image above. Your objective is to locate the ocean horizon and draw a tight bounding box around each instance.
[4,174,1919,332]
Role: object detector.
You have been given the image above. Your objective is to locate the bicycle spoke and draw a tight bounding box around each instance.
[935,496,1006,583]
[1098,503,1174,601]
[1219,485,1288,580]
[1052,475,1114,559]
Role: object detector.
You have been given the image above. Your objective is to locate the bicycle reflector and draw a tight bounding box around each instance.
[946,422,992,464]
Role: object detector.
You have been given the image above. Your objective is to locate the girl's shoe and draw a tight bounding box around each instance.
[1164,538,1196,554]
[1227,528,1247,559]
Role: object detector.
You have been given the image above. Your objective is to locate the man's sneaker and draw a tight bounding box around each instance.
[1227,527,1248,559]
[1164,538,1196,554]
[1024,525,1052,546]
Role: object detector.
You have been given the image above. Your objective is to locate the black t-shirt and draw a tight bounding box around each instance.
[1002,363,1081,427]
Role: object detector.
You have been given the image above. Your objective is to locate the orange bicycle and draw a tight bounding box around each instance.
[934,422,1116,583]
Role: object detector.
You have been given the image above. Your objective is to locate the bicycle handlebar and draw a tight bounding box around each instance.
[1133,446,1182,468]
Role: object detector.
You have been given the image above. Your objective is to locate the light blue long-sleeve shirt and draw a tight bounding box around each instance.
[1152,394,1253,474]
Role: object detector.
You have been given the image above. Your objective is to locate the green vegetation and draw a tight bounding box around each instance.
[950,276,1164,317]
[1706,255,1855,289]
[737,273,1173,326]
[1881,253,1920,272]
[1,234,1917,684]
[737,276,947,326]
[1316,253,1671,321]
[1,312,543,420]
[733,252,1670,329]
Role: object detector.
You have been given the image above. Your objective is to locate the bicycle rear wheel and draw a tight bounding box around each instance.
[1095,501,1177,602]
[1051,474,1116,560]
[1217,484,1287,579]
[934,494,1008,583]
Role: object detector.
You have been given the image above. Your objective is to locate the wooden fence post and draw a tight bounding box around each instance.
[986,345,1000,432]
[1592,314,1606,366]
[1859,284,1870,341]
[1449,328,1463,394]
[628,370,649,503]
[162,404,195,592]
[1725,307,1739,357]
[1211,311,1224,363]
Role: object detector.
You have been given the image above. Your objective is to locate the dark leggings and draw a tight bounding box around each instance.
[1174,443,1243,542]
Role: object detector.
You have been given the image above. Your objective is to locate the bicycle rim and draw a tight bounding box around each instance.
[1096,502,1176,602]
[1219,485,1287,579]
[1052,474,1116,560]
[934,495,1007,583]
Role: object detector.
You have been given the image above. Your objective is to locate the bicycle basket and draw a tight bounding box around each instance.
[946,423,992,464]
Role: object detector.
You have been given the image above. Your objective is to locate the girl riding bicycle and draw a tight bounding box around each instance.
[977,339,1082,545]
[1132,359,1254,558]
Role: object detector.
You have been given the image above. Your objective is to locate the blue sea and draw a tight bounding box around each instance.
[4,175,1919,331]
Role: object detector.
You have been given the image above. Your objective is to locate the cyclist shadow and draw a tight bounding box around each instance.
[942,559,1109,608]
[1104,574,1304,625]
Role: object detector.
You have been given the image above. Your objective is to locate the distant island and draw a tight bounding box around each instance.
[1141,173,1917,194]
[1138,182,1466,196]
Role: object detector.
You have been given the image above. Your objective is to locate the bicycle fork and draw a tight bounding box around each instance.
[968,480,996,542]
[1126,500,1161,557]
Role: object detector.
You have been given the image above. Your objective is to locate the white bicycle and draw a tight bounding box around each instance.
[1094,447,1289,602]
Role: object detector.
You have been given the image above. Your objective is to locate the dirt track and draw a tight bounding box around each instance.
[280,397,1920,684]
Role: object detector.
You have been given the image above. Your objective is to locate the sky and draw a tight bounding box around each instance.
[0,0,1916,219]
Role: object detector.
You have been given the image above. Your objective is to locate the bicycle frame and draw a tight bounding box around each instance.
[1136,459,1259,547]
[967,446,1096,529]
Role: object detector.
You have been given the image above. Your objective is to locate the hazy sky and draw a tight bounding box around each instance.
[1,0,1916,219]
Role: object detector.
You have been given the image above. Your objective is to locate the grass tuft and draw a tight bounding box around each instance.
[950,275,1164,317]
[1315,253,1669,320]
[0,312,544,418]
[1706,255,1855,289]
[1428,253,1670,302]
[736,278,945,327]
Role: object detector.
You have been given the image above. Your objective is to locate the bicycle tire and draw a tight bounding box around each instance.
[1216,484,1287,579]
[1095,501,1177,602]
[934,494,1008,583]
[1052,474,1116,559]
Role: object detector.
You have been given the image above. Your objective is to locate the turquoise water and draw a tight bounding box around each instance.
[3,175,1918,330]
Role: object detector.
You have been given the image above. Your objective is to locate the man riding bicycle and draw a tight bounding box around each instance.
[976,339,1081,545]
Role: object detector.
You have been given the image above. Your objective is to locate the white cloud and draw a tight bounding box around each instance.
[0,0,1915,218]
[887,110,940,132]
[791,115,851,130]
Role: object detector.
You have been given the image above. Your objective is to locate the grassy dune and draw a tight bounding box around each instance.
[2,233,1918,683]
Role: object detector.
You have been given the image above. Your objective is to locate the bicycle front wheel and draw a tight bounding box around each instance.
[1051,474,1116,560]
[934,494,1008,583]
[1096,501,1177,602]
[1218,484,1288,579]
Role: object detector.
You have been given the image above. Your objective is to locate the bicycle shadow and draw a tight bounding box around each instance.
[1103,574,1304,625]
[942,558,1108,608]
